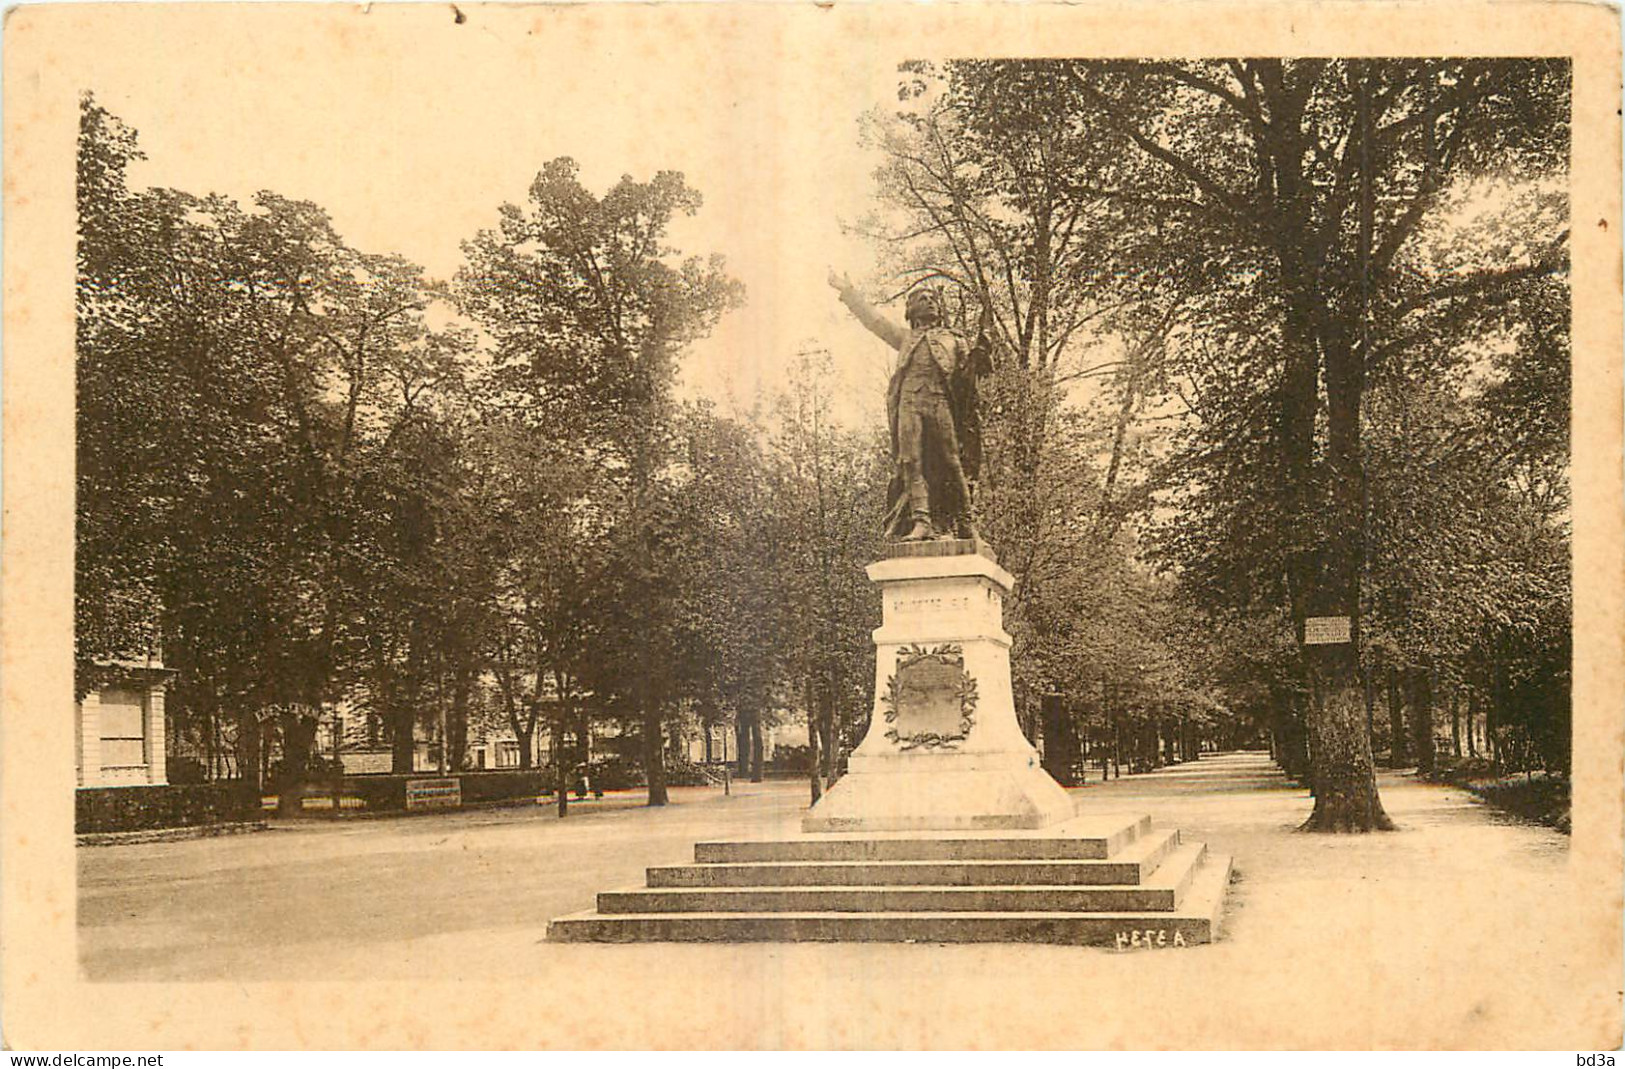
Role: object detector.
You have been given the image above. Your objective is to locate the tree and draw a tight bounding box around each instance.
[765,350,888,800]
[77,94,165,688]
[78,97,467,804]
[456,158,741,806]
[869,63,1236,738]
[1031,58,1568,829]
[664,403,791,785]
[866,66,1243,769]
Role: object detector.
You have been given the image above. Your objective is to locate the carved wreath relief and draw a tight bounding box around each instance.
[881,643,978,751]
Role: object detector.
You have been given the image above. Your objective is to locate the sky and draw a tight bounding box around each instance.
[79,8,1563,457]
[86,4,911,430]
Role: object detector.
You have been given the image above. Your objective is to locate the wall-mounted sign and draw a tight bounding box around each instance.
[406,777,461,810]
[1303,616,1352,646]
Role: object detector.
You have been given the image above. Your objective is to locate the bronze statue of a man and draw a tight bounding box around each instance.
[830,271,993,542]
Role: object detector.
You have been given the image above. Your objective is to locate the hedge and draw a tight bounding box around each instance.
[343,775,408,811]
[458,770,550,805]
[76,782,262,834]
[324,770,553,813]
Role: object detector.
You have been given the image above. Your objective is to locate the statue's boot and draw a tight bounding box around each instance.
[903,518,935,541]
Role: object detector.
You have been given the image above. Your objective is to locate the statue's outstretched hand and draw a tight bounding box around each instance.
[828,268,854,295]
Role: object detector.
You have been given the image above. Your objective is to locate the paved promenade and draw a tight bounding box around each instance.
[78,752,1603,1047]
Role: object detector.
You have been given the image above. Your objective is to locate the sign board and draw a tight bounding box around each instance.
[406,777,461,810]
[1303,616,1352,646]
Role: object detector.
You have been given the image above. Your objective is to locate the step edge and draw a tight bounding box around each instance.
[658,842,1178,872]
[552,909,1220,921]
[599,886,1183,911]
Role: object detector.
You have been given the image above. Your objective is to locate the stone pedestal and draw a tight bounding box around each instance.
[802,546,1075,832]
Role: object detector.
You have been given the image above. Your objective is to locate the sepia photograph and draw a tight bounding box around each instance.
[3,0,1621,1052]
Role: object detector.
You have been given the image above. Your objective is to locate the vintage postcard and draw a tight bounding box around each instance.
[3,0,1621,1051]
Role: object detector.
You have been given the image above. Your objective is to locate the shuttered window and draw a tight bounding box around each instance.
[99,688,147,767]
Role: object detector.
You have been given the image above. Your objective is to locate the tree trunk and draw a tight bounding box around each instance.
[391,705,416,774]
[1449,685,1461,760]
[1466,683,1479,757]
[749,716,764,782]
[818,682,837,784]
[1488,661,1506,773]
[1040,693,1078,786]
[1362,668,1377,745]
[1261,65,1389,832]
[1410,666,1436,776]
[1301,645,1395,831]
[448,669,472,773]
[1270,685,1309,784]
[807,709,824,805]
[276,709,318,818]
[734,714,752,778]
[1386,665,1407,766]
[235,710,263,793]
[554,700,571,818]
[1111,715,1121,779]
[555,729,570,819]
[643,705,668,806]
[513,720,534,771]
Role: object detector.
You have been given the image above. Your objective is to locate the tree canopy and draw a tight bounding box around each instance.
[77,60,1571,824]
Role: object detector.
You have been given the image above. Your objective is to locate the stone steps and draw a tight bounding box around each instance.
[694,813,1152,862]
[646,827,1182,888]
[547,813,1236,948]
[601,841,1209,914]
[550,851,1233,947]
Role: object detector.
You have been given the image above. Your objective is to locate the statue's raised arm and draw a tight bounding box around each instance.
[830,274,987,544]
[829,269,906,351]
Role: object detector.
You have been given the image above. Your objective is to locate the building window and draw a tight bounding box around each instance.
[497,741,520,768]
[99,688,147,767]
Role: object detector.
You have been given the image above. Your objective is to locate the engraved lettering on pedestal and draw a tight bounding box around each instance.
[889,595,971,616]
[880,644,978,751]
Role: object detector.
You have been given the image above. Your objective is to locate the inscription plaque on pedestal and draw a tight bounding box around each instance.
[882,644,977,751]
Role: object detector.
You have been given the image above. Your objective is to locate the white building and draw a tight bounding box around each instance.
[75,658,172,787]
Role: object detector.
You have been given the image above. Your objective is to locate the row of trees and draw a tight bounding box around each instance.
[861,59,1571,828]
[81,57,1570,833]
[78,97,901,813]
[79,90,1249,816]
